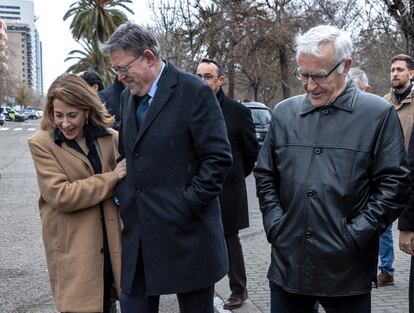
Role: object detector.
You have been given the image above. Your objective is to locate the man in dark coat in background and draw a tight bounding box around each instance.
[197,58,258,310]
[99,76,126,130]
[78,68,104,92]
[102,22,233,313]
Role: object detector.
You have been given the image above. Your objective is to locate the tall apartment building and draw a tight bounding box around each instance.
[0,19,8,104]
[0,18,6,58]
[0,0,43,94]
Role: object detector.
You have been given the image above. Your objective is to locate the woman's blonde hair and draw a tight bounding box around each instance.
[40,73,114,131]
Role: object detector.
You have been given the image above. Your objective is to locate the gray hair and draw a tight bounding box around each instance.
[101,21,161,59]
[295,25,353,73]
[348,67,369,90]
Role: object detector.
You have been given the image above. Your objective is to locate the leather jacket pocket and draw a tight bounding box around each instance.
[343,222,360,255]
[267,207,287,245]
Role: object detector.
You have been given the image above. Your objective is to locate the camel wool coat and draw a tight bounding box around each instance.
[384,87,414,149]
[28,128,122,313]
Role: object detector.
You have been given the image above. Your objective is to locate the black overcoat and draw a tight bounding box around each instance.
[117,61,233,295]
[217,88,258,233]
[99,77,125,130]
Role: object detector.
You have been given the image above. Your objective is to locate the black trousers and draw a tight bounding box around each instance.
[270,281,371,313]
[101,211,114,313]
[225,231,247,297]
[120,248,215,313]
[410,256,414,313]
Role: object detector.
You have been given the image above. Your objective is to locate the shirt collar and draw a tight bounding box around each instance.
[147,61,166,99]
[299,79,356,115]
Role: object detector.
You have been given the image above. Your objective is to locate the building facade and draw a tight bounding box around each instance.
[0,19,8,104]
[0,0,43,95]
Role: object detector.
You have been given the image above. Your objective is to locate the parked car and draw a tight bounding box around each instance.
[35,109,43,118]
[21,108,41,119]
[0,113,5,126]
[15,111,28,122]
[1,107,10,121]
[0,107,28,122]
[0,107,12,121]
[242,101,272,149]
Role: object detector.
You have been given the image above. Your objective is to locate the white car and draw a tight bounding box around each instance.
[0,113,5,126]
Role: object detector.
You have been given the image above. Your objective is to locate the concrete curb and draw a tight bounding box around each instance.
[215,276,263,313]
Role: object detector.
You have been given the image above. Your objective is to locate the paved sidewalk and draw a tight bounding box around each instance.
[217,175,411,312]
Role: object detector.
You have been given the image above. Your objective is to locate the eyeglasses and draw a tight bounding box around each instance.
[197,73,219,81]
[294,60,345,83]
[112,56,139,75]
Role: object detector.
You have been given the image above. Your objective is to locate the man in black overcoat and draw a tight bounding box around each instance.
[197,59,258,310]
[101,22,233,313]
[99,76,126,130]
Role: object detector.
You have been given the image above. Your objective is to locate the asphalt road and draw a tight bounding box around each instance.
[0,119,231,313]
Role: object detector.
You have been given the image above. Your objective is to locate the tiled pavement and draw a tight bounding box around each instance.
[226,174,411,312]
[4,120,409,312]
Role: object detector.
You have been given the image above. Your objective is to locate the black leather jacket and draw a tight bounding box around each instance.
[254,80,410,296]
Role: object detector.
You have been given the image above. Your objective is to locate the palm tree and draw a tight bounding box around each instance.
[65,40,114,86]
[63,0,133,85]
[63,0,134,43]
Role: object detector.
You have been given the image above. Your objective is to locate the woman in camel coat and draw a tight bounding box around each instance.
[28,74,126,313]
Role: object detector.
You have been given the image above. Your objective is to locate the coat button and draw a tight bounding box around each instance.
[134,153,140,158]
[314,148,321,155]
[307,191,314,196]
[305,231,312,239]
[100,248,104,253]
[322,109,329,115]
[113,196,120,206]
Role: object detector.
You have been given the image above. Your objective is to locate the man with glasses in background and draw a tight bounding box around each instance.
[196,59,258,310]
[372,54,414,289]
[101,22,233,313]
[254,25,410,313]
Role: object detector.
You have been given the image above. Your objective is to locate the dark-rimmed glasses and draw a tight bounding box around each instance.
[294,60,345,83]
[197,73,219,81]
[112,56,140,75]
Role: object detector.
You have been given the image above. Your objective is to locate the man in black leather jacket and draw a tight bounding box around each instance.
[254,25,410,313]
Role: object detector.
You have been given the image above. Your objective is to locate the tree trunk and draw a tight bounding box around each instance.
[408,35,414,58]
[228,58,235,99]
[279,46,290,99]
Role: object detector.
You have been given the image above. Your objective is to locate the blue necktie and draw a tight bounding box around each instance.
[136,94,151,129]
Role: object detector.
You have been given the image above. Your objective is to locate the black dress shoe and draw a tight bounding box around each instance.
[223,294,247,310]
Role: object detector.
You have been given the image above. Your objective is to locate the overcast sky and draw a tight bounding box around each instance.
[33,0,153,92]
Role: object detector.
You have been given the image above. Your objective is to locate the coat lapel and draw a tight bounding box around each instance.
[61,142,93,171]
[134,62,177,146]
[123,93,139,146]
[97,134,116,172]
[61,133,115,173]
